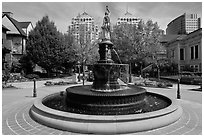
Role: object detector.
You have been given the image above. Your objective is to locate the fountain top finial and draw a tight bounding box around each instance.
[105,6,110,15]
[101,6,111,40]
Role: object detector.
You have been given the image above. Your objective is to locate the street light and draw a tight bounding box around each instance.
[129,62,132,83]
[177,43,181,99]
[82,59,85,86]
[76,61,81,82]
[140,61,142,77]
[177,78,181,99]
[33,78,37,97]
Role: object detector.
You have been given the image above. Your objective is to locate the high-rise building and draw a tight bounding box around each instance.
[166,13,201,35]
[68,12,99,44]
[116,11,141,26]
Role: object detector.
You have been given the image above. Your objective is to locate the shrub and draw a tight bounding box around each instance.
[25,74,40,79]
[157,82,165,88]
[44,81,77,86]
[8,73,28,82]
[2,83,16,89]
[44,81,54,86]
[2,71,10,84]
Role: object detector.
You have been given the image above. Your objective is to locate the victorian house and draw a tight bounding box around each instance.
[2,12,33,70]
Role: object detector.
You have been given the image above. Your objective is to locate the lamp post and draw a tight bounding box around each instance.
[140,61,142,77]
[33,78,37,97]
[129,62,132,83]
[177,43,181,99]
[77,61,81,82]
[82,60,85,86]
[177,78,181,99]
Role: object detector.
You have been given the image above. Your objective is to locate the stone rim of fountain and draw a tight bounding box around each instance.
[30,91,182,134]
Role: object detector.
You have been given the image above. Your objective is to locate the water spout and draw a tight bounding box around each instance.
[112,48,122,64]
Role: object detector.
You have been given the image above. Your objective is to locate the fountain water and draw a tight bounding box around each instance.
[30,6,182,134]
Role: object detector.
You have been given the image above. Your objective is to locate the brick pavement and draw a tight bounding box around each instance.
[2,95,202,135]
[2,82,202,135]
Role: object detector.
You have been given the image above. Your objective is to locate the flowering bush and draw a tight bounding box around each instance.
[134,78,173,88]
[8,73,28,82]
[25,74,40,79]
[44,81,77,86]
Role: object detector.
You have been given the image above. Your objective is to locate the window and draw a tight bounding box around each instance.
[190,65,194,71]
[180,65,184,71]
[171,49,175,58]
[180,48,185,60]
[194,65,199,72]
[191,46,194,59]
[191,45,199,60]
[195,45,198,59]
[190,65,199,72]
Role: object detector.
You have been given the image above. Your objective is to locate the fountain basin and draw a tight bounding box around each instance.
[30,90,182,134]
[65,85,147,115]
[92,63,123,91]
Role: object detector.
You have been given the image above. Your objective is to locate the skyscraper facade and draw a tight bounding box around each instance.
[166,13,201,35]
[116,11,141,26]
[68,12,99,44]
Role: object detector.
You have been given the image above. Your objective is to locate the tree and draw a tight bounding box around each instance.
[59,33,77,74]
[73,23,99,65]
[111,20,165,77]
[26,16,76,76]
[18,54,35,75]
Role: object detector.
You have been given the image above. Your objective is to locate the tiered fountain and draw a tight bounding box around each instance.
[30,6,182,134]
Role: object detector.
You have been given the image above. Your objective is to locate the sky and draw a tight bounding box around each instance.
[2,1,202,33]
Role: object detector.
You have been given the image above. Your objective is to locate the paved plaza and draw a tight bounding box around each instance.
[2,79,202,135]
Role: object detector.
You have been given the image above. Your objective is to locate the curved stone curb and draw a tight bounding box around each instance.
[2,98,201,135]
[30,92,182,134]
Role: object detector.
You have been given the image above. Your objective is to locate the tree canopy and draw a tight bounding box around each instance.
[26,16,76,75]
[73,23,99,65]
[111,20,164,64]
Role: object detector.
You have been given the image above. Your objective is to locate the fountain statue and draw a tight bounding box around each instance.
[102,6,111,40]
[92,6,122,91]
[30,6,183,134]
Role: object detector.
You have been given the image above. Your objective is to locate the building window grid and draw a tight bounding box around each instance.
[190,65,199,72]
[191,45,199,60]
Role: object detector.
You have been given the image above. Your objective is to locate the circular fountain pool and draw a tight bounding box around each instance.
[30,85,182,134]
[43,85,171,115]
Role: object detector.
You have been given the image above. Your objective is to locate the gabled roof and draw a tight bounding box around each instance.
[2,25,10,31]
[2,14,27,36]
[80,12,92,18]
[124,11,133,17]
[19,22,32,28]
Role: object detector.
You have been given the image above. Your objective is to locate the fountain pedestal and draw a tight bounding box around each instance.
[91,63,121,91]
[92,40,121,91]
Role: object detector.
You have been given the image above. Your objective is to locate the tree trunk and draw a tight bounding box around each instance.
[157,67,160,80]
[47,70,51,78]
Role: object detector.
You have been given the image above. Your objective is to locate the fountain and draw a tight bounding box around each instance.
[30,6,182,134]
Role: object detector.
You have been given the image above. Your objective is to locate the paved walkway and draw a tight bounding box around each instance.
[2,82,202,135]
[7,77,73,89]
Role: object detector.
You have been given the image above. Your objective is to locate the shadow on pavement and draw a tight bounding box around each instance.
[188,88,202,92]
[25,96,36,98]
